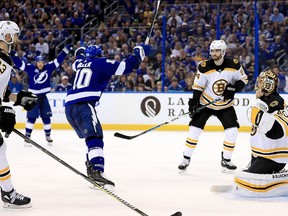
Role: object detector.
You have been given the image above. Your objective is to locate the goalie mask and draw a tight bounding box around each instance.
[255,70,279,94]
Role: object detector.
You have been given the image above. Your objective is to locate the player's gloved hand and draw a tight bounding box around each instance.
[74,47,85,57]
[64,44,73,52]
[0,106,16,136]
[14,90,38,111]
[188,98,200,118]
[133,44,151,61]
[222,84,236,101]
[3,88,11,102]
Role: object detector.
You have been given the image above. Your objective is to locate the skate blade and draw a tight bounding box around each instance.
[178,168,188,174]
[47,142,53,146]
[221,167,236,174]
[3,202,32,209]
[24,143,32,147]
[89,184,115,191]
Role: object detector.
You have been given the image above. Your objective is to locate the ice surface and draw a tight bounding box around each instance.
[1,129,287,216]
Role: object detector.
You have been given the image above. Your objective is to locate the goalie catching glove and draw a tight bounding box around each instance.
[246,99,275,134]
[0,106,16,136]
[14,90,38,111]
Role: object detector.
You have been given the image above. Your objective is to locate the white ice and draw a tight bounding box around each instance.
[1,129,287,216]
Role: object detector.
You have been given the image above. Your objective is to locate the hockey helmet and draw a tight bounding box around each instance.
[255,70,279,94]
[84,45,102,58]
[35,55,45,62]
[0,21,20,44]
[209,40,227,56]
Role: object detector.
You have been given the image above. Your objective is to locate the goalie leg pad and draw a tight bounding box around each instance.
[233,169,288,198]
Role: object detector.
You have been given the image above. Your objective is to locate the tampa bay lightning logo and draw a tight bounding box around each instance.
[34,71,49,84]
[141,96,161,117]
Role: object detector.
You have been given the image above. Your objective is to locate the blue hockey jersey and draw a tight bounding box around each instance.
[65,55,139,106]
[12,48,69,95]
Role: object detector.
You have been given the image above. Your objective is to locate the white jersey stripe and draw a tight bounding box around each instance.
[115,62,126,75]
[53,59,59,68]
[28,87,51,94]
[65,91,102,103]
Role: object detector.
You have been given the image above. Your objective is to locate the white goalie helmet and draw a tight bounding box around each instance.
[209,40,227,56]
[0,21,20,44]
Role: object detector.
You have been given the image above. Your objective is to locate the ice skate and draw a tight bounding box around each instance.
[24,140,32,147]
[178,156,190,174]
[1,189,31,209]
[46,136,53,146]
[221,152,237,173]
[86,161,115,190]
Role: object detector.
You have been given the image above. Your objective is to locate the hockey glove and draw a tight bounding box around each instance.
[74,47,85,57]
[14,90,38,111]
[133,44,151,61]
[0,106,16,136]
[223,84,236,101]
[188,98,201,118]
[3,88,11,102]
[64,44,73,53]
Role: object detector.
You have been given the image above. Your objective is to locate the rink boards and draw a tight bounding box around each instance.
[11,92,288,132]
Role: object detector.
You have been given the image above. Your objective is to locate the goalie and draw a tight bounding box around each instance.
[234,70,288,197]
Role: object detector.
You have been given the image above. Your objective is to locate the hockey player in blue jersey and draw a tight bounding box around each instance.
[65,44,150,187]
[12,45,71,146]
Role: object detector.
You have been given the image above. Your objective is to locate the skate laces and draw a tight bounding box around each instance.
[180,158,190,166]
[10,191,25,202]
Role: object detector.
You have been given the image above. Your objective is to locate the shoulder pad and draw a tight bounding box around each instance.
[262,93,285,113]
[0,49,13,66]
[198,59,213,73]
[223,58,241,70]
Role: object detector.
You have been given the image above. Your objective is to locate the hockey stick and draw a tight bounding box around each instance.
[13,129,181,216]
[114,98,222,140]
[144,0,161,44]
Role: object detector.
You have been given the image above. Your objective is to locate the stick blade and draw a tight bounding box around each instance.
[114,132,134,140]
[210,185,233,192]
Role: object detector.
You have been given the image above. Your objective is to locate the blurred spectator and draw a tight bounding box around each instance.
[271,35,286,59]
[123,79,135,92]
[136,83,147,92]
[51,70,60,92]
[168,77,184,92]
[55,75,72,92]
[143,67,156,90]
[272,66,286,92]
[35,37,49,57]
[167,8,182,28]
[115,75,127,92]
[270,7,285,24]
[63,66,75,84]
[8,73,23,93]
[136,62,147,76]
[184,76,195,92]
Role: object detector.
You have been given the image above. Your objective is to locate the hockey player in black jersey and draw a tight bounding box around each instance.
[178,40,248,173]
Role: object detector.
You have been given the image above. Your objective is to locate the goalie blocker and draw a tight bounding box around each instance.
[233,169,288,198]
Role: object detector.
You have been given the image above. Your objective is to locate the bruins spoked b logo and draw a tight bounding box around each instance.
[141,96,161,117]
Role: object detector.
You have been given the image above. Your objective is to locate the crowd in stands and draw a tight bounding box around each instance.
[1,0,288,93]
